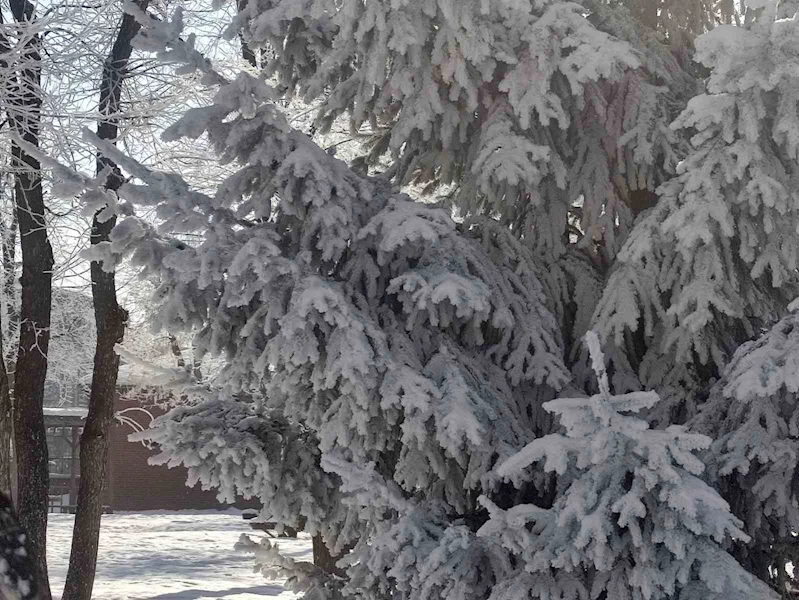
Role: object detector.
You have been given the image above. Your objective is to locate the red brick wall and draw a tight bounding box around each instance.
[107,394,231,512]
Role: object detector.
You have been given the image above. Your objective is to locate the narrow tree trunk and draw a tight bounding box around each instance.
[0,213,12,498]
[60,5,143,599]
[0,397,11,500]
[8,0,53,596]
[0,308,13,498]
[60,216,126,600]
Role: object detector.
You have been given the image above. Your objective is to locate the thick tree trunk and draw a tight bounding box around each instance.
[11,113,53,600]
[60,5,143,599]
[8,0,53,596]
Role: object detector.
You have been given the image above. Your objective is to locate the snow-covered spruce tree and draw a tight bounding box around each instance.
[231,0,708,359]
[689,299,799,588]
[593,0,799,423]
[34,0,798,597]
[43,3,578,591]
[480,331,776,600]
[222,0,749,413]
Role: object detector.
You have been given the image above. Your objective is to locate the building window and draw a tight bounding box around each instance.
[46,425,81,507]
[47,425,79,477]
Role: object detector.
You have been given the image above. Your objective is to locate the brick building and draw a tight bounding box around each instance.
[45,391,228,513]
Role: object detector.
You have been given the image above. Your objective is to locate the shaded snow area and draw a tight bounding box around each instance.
[47,510,312,599]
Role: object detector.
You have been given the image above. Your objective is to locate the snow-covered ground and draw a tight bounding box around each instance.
[47,510,312,599]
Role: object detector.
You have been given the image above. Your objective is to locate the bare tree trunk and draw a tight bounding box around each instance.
[10,79,53,600]
[60,5,143,599]
[0,307,12,498]
[60,217,126,600]
[7,0,53,596]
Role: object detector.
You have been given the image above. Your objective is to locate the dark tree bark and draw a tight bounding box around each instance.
[60,219,127,600]
[7,0,54,596]
[0,305,13,499]
[0,190,11,501]
[311,534,358,577]
[60,5,144,599]
[627,188,659,217]
[312,535,346,576]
